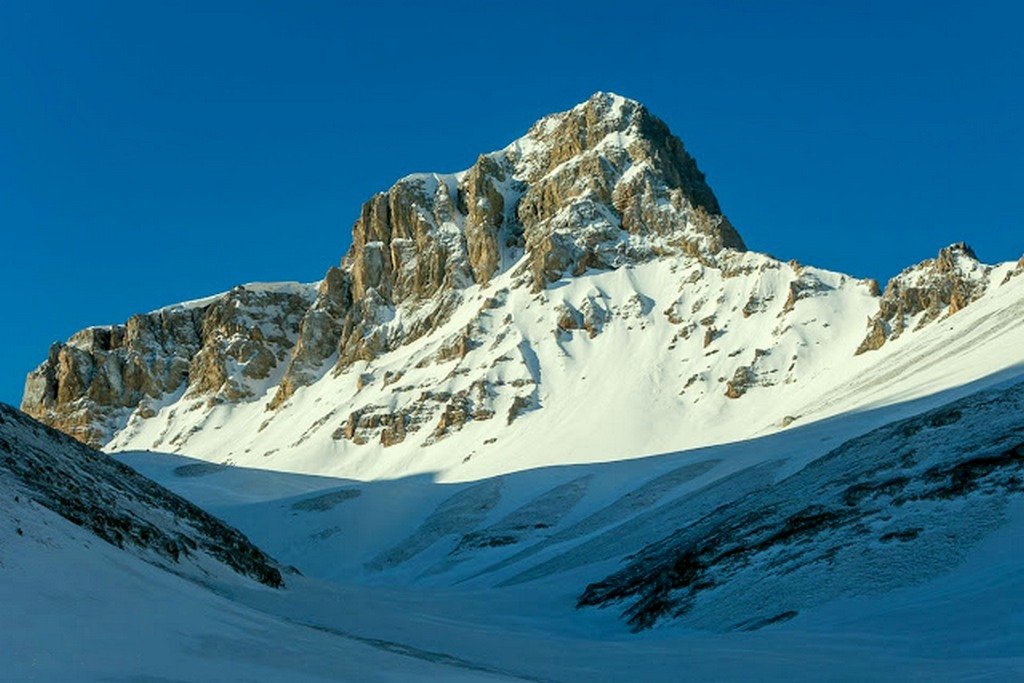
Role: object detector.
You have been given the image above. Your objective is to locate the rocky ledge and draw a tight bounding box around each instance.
[855,243,991,354]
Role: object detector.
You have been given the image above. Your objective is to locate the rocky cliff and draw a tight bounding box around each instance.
[23,93,745,445]
[855,243,992,354]
[22,283,313,446]
[268,92,744,407]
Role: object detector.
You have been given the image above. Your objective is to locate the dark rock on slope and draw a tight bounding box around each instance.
[0,402,283,588]
[579,380,1024,631]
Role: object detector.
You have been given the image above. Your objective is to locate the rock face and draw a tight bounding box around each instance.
[24,93,746,443]
[22,283,314,446]
[267,92,744,407]
[855,243,991,354]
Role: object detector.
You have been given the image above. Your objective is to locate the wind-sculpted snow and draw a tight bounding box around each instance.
[498,460,781,587]
[291,487,363,512]
[470,459,721,582]
[366,479,503,571]
[423,475,591,577]
[577,380,1024,631]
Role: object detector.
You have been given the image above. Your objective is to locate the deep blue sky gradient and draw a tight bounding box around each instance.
[2,1,1022,405]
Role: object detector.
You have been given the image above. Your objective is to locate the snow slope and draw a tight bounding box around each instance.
[116,375,1024,681]
[0,405,509,681]
[0,494,510,681]
[108,249,1024,486]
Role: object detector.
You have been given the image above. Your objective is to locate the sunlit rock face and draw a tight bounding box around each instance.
[22,92,1017,468]
[855,243,991,354]
[22,284,314,446]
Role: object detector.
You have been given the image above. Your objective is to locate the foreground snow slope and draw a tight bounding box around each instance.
[0,498,511,681]
[118,376,1024,680]
[0,406,510,681]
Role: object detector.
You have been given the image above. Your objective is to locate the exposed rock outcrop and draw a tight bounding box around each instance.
[22,284,314,446]
[0,403,282,587]
[28,92,747,436]
[264,93,744,408]
[856,243,991,354]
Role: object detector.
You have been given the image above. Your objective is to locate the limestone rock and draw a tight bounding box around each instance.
[22,284,314,446]
[270,268,352,409]
[855,243,991,355]
[23,93,751,445]
[724,366,755,399]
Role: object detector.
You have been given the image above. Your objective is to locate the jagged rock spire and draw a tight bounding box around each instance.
[856,242,991,354]
[270,93,745,406]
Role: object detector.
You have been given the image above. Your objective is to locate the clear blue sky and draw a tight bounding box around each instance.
[2,1,1021,406]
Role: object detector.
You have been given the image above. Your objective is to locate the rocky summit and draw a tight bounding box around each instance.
[19,94,1024,487]
[22,93,744,447]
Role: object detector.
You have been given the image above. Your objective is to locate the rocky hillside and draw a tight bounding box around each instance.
[578,379,1024,631]
[22,283,314,446]
[855,242,993,354]
[20,93,1024,482]
[0,402,282,587]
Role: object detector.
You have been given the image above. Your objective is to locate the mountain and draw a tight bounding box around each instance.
[20,93,1024,487]
[12,93,1024,676]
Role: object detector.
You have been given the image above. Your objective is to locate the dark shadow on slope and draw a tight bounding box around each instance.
[0,404,284,588]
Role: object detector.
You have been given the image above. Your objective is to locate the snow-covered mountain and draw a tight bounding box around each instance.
[13,94,1024,675]
[20,93,1024,486]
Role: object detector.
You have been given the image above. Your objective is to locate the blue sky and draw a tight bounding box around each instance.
[2,0,1021,405]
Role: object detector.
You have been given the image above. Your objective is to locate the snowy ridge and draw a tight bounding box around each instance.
[0,402,283,587]
[106,247,1024,485]
[150,280,319,315]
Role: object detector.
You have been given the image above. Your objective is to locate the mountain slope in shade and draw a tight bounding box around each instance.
[0,402,282,587]
[0,404,509,681]
[578,379,1024,631]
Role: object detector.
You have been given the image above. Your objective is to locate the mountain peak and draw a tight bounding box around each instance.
[337,92,744,299]
[935,241,979,270]
[25,95,750,431]
[856,242,992,354]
